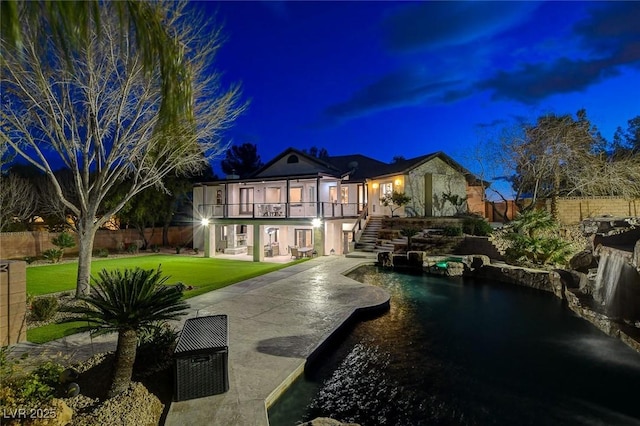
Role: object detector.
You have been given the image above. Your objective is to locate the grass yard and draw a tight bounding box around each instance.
[26,255,306,343]
[27,255,301,297]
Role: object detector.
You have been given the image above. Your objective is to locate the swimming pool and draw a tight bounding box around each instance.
[269,265,640,425]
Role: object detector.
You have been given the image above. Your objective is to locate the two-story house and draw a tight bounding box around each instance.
[193,148,483,261]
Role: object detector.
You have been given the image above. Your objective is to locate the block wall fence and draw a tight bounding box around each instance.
[0,226,193,260]
[485,197,638,225]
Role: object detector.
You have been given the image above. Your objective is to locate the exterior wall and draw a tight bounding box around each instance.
[466,185,485,216]
[404,157,467,217]
[0,226,193,260]
[545,197,639,225]
[368,175,405,216]
[0,260,27,345]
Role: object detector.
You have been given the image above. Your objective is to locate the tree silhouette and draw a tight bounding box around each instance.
[221,143,264,177]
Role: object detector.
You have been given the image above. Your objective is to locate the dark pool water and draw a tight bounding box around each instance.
[268,266,640,426]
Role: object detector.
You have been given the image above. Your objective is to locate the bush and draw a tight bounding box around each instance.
[42,248,63,263]
[0,348,64,408]
[135,322,179,377]
[30,297,59,322]
[94,248,109,258]
[126,243,139,254]
[150,244,160,253]
[462,217,493,236]
[442,226,462,236]
[51,231,75,250]
[23,256,36,264]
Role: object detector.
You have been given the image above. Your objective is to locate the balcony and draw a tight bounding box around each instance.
[198,202,362,220]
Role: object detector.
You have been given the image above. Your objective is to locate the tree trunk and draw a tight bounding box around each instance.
[162,222,170,247]
[75,220,97,297]
[109,328,138,398]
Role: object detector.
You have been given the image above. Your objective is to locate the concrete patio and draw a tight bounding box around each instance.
[11,254,388,425]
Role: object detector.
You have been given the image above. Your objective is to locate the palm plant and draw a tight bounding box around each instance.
[60,267,188,397]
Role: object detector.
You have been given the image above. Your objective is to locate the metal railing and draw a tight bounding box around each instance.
[198,202,362,219]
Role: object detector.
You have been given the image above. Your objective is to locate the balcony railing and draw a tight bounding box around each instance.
[198,202,362,219]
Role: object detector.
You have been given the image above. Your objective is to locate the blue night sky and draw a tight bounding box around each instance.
[198,1,640,176]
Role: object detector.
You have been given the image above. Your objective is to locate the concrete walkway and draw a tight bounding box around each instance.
[11,255,389,426]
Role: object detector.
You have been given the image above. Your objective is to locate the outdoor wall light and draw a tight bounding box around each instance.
[201,218,210,226]
[395,178,402,186]
[311,218,322,228]
[372,183,379,189]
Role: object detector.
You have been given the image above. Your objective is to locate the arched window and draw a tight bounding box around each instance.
[287,155,299,163]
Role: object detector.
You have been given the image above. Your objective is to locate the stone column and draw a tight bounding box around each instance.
[253,225,264,262]
[0,260,27,345]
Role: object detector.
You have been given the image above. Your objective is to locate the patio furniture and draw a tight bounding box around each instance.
[174,315,229,401]
[290,247,300,259]
[298,247,313,257]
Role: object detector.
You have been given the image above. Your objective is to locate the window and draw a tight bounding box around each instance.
[287,155,299,163]
[266,187,281,203]
[295,229,312,247]
[309,186,316,202]
[239,187,254,214]
[290,187,303,204]
[329,186,337,203]
[341,187,348,203]
[216,190,222,205]
[381,183,393,196]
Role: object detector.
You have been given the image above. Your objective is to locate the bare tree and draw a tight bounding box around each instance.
[1,3,245,296]
[0,173,38,231]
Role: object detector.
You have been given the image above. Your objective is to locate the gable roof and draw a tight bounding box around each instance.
[370,151,487,186]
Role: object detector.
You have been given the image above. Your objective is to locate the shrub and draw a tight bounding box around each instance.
[94,248,109,258]
[0,348,64,408]
[51,231,75,250]
[135,322,179,377]
[502,209,573,267]
[126,243,138,254]
[150,244,160,253]
[462,216,493,236]
[23,256,36,264]
[442,226,462,236]
[175,246,182,254]
[42,248,63,263]
[30,297,59,322]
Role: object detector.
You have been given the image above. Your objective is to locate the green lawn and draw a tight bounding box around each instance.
[26,255,306,343]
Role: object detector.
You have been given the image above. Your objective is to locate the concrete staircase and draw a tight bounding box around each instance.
[354,217,384,252]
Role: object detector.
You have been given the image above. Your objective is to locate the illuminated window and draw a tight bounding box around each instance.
[341,187,348,203]
[329,186,337,203]
[290,187,303,203]
[266,187,281,203]
[381,183,393,196]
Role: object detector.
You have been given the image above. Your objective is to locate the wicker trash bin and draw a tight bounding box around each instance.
[173,315,229,401]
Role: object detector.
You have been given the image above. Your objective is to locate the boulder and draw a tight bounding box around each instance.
[23,399,73,426]
[569,250,598,273]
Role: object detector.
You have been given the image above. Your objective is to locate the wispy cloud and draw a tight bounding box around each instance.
[479,2,640,103]
[323,70,460,122]
[321,2,640,126]
[383,1,537,52]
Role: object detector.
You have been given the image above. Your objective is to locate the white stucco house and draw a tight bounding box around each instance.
[192,148,483,261]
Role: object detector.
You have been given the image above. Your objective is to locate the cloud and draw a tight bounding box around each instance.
[322,69,461,121]
[383,1,537,52]
[480,2,640,103]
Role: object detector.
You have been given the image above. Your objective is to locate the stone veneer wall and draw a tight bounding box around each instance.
[0,260,27,345]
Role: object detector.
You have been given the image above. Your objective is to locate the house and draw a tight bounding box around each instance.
[192,148,483,260]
